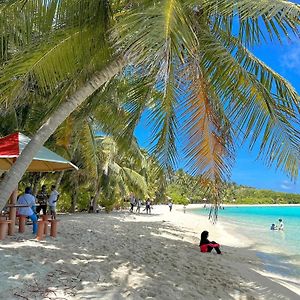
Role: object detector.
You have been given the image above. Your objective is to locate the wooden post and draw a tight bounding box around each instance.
[0,220,11,240]
[36,220,45,241]
[42,215,49,235]
[49,219,59,238]
[18,215,26,233]
[8,188,18,236]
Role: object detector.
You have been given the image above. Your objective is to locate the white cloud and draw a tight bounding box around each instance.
[280,180,293,190]
[280,42,300,72]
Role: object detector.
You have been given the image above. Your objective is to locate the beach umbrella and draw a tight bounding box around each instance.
[0,132,78,172]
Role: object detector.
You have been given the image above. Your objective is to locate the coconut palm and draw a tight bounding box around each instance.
[0,0,300,213]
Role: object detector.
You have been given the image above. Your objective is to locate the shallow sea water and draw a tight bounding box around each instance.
[192,206,300,279]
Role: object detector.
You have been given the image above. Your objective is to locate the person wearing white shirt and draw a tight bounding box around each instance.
[278,219,284,230]
[48,185,59,219]
[17,187,37,234]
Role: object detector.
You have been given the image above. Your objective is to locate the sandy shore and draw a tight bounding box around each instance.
[0,204,299,299]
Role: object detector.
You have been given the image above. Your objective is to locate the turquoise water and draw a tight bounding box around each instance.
[192,205,300,278]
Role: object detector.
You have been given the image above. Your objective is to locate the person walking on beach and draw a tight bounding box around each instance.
[36,185,48,216]
[136,199,141,213]
[129,193,135,212]
[88,196,94,213]
[199,230,222,254]
[168,201,173,212]
[145,198,151,214]
[278,219,284,230]
[48,185,59,219]
[17,187,38,234]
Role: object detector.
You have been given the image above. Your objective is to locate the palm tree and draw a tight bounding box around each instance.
[0,0,300,213]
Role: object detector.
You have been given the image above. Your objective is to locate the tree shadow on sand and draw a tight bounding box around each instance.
[0,212,298,300]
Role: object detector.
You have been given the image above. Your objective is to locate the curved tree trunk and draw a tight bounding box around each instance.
[70,189,78,213]
[93,186,101,212]
[32,172,42,196]
[0,58,125,210]
[55,171,65,189]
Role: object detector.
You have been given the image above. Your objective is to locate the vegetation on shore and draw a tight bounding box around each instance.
[13,167,299,213]
[167,169,300,205]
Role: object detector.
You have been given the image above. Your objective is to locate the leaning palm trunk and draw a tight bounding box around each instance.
[32,172,42,196]
[93,187,101,213]
[0,58,125,210]
[55,171,65,189]
[70,189,78,213]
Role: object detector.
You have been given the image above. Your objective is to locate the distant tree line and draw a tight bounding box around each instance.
[166,170,300,205]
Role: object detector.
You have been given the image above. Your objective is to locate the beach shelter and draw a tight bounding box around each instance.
[0,132,78,235]
[0,132,78,172]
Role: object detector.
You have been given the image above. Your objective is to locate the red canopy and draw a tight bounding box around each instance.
[0,132,19,157]
[0,132,78,172]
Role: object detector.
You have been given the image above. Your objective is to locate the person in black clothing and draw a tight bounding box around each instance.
[36,185,48,216]
[199,230,222,254]
[89,197,94,213]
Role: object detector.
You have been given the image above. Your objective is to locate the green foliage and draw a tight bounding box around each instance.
[1,0,300,213]
[167,190,189,205]
[167,170,300,205]
[229,187,300,204]
[56,191,72,212]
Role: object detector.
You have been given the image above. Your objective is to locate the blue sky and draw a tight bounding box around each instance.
[135,7,300,194]
[230,38,300,193]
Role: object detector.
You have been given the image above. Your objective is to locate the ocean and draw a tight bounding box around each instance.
[192,205,300,279]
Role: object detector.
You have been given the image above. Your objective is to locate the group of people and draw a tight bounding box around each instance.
[270,218,284,231]
[16,185,59,234]
[129,194,152,214]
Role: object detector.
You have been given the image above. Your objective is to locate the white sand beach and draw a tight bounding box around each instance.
[0,204,299,300]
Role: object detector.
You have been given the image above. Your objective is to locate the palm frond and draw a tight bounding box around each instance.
[187,0,300,46]
[76,120,99,179]
[121,167,148,195]
[55,117,74,152]
[183,68,234,182]
[198,29,300,178]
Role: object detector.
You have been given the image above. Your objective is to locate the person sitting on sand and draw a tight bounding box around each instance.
[17,187,38,234]
[199,230,222,254]
[270,223,277,230]
[278,219,284,231]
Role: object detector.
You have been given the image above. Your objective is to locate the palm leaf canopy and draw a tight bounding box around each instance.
[115,0,300,181]
[0,0,299,185]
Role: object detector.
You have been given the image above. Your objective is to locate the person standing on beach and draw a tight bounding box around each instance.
[129,193,135,212]
[88,196,94,213]
[48,185,59,219]
[145,198,151,214]
[36,185,48,216]
[17,187,38,234]
[168,201,173,212]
